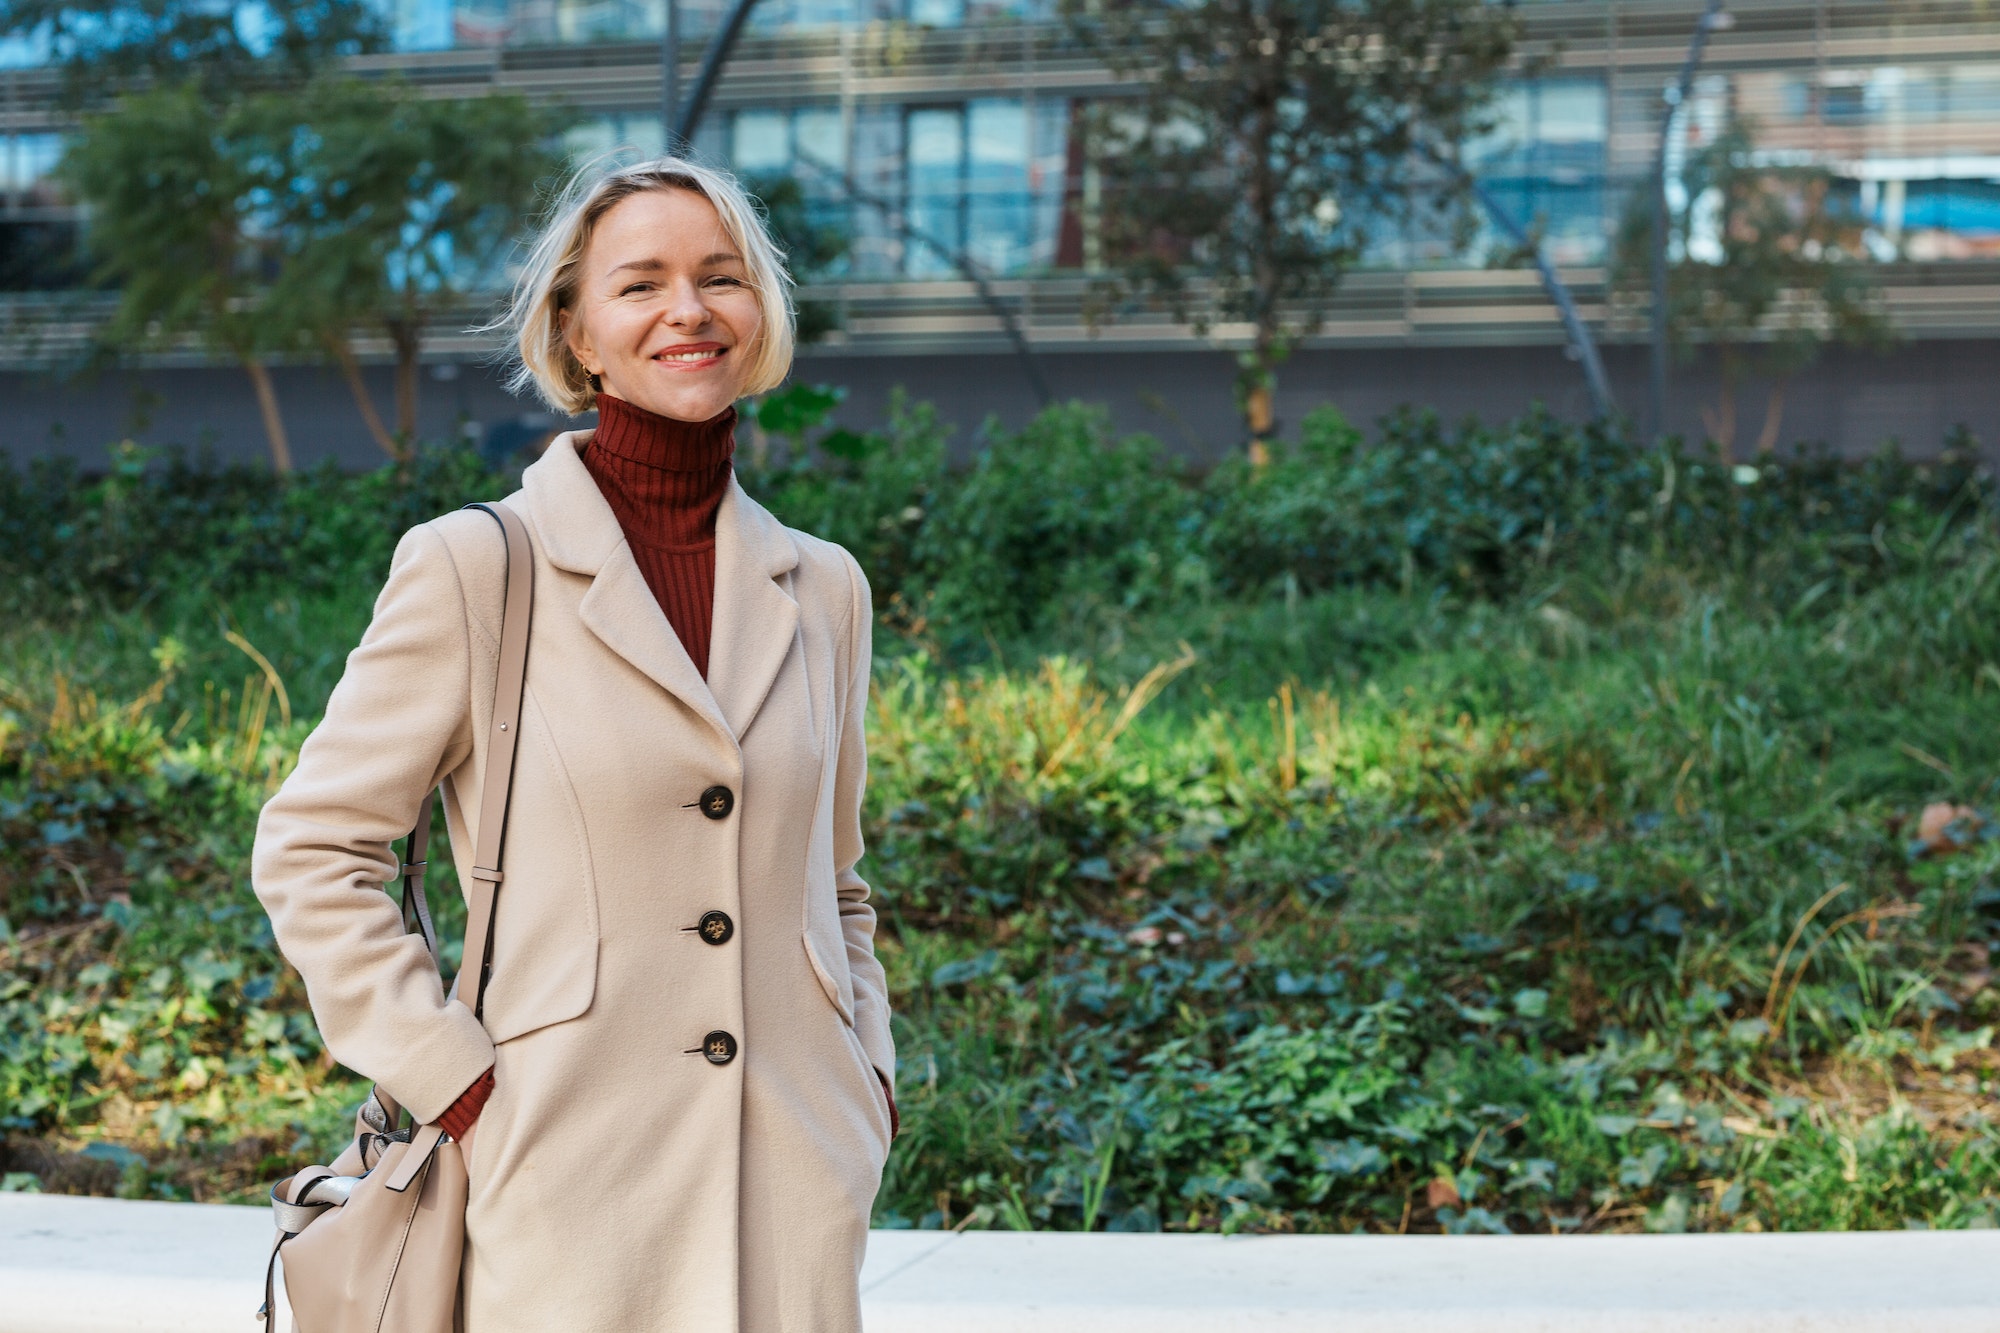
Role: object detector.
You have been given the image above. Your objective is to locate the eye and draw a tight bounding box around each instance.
[703,275,746,290]
[617,281,655,297]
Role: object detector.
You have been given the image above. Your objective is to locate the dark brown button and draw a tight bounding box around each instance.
[701,1030,738,1065]
[699,785,734,820]
[697,910,734,945]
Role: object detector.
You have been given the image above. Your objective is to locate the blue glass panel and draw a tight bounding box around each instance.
[1467,76,1607,264]
[0,27,52,68]
[733,110,790,172]
[906,105,963,275]
[849,105,904,277]
[966,98,1028,272]
[392,0,455,50]
[796,107,846,170]
[1904,178,2000,235]
[2,133,63,194]
[566,112,668,164]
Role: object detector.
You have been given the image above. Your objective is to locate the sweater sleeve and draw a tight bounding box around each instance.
[252,524,497,1124]
[438,1066,495,1139]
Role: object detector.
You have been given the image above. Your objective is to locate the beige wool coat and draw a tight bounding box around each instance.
[252,429,894,1332]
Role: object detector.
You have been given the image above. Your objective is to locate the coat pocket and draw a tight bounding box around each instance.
[800,764,857,1025]
[802,922,856,1027]
[458,701,600,1044]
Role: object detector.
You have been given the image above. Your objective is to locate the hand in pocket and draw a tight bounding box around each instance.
[875,1070,899,1142]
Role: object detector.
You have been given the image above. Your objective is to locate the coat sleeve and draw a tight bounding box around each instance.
[836,551,896,1086]
[252,523,497,1124]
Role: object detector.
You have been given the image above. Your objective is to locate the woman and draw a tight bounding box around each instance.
[252,156,896,1332]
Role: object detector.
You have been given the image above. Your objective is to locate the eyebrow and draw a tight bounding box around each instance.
[605,252,746,277]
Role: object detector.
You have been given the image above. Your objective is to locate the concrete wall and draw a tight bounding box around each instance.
[4,339,1995,474]
[807,341,2000,467]
[0,361,552,473]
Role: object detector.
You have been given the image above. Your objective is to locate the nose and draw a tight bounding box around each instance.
[660,277,710,332]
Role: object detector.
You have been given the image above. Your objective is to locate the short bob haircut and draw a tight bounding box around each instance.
[502,155,795,416]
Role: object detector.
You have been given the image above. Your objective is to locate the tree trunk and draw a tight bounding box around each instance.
[1704,351,1739,462]
[1240,32,1282,461]
[244,359,294,475]
[1244,382,1274,467]
[391,319,424,445]
[327,332,405,462]
[1755,381,1788,455]
[1701,391,1735,461]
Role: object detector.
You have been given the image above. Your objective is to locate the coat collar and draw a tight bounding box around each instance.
[520,429,801,747]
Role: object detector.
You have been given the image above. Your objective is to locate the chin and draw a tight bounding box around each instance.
[625,388,738,423]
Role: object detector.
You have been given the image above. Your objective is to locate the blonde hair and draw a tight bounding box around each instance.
[501,154,796,415]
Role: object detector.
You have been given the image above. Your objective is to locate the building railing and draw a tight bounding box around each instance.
[5,260,1997,372]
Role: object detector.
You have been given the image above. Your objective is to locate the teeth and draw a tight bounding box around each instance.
[658,349,719,362]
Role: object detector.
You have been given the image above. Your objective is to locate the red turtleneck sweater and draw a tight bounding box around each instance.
[436,394,896,1143]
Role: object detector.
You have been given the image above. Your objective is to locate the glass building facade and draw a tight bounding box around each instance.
[4,1,2000,333]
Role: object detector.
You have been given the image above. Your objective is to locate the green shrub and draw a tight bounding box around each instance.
[6,403,1990,647]
[915,404,1200,639]
[0,441,507,617]
[739,390,949,613]
[1205,406,1988,601]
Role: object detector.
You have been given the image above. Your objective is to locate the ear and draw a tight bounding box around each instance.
[560,307,600,378]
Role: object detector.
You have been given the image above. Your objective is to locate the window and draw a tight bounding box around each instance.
[899,98,1064,276]
[718,106,856,273]
[565,113,669,164]
[967,99,1029,272]
[905,106,965,275]
[1467,77,1609,266]
[2,134,62,198]
[732,111,791,174]
[391,0,455,51]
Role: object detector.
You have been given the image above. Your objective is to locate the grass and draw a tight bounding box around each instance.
[4,411,2000,1233]
[861,555,2000,1234]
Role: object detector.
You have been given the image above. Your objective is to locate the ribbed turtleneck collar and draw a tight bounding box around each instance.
[589,393,738,473]
[582,394,737,556]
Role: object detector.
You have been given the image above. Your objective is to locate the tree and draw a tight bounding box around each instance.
[58,84,301,471]
[264,78,563,460]
[1,0,382,104]
[1618,116,1894,458]
[59,77,559,468]
[1068,0,1521,451]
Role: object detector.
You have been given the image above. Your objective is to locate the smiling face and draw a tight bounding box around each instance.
[560,186,764,423]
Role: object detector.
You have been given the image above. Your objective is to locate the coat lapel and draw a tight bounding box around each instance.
[707,477,802,744]
[520,430,732,741]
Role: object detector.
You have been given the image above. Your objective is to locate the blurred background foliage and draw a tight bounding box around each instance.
[5,401,2000,1235]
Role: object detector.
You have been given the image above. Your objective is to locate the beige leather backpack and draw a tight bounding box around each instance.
[259,501,533,1333]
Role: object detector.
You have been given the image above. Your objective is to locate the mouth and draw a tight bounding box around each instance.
[652,343,728,369]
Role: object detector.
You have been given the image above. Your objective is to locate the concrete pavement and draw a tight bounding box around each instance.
[2,1191,1996,1331]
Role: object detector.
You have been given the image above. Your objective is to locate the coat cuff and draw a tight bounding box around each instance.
[381,1009,496,1125]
